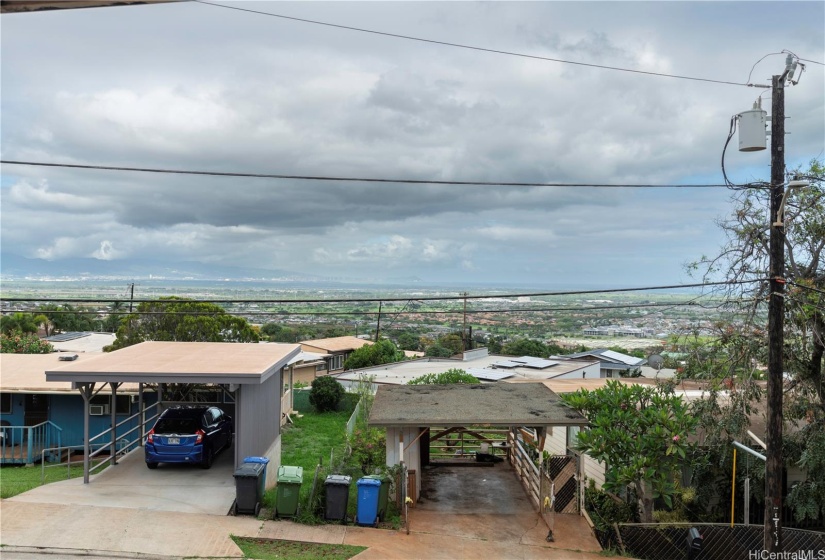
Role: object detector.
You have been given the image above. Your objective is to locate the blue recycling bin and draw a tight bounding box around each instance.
[243,456,270,502]
[356,477,382,526]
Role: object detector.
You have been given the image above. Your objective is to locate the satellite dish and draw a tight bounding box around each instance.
[648,354,664,371]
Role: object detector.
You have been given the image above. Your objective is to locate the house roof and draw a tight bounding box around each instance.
[565,348,645,366]
[44,332,116,353]
[368,382,588,427]
[299,336,372,353]
[287,350,330,366]
[0,353,142,394]
[44,341,300,385]
[336,353,599,385]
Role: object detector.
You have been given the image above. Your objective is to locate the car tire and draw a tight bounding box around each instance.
[226,432,234,449]
[200,447,213,469]
[146,462,158,470]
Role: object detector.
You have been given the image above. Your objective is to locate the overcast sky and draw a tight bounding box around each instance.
[2,1,823,286]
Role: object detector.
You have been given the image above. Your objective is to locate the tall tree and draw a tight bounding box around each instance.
[106,297,259,351]
[1,312,49,335]
[38,303,97,333]
[690,159,824,523]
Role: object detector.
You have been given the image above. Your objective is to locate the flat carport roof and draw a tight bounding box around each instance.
[45,341,299,385]
[368,382,587,427]
[44,341,301,484]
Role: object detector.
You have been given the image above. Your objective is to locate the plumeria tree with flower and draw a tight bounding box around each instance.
[560,379,697,522]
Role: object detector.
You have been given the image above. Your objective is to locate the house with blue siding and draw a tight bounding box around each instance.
[0,352,154,464]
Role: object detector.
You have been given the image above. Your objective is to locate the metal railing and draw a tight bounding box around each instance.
[613,522,825,560]
[39,443,111,484]
[86,402,159,475]
[0,421,62,465]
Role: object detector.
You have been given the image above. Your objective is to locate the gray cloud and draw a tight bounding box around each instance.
[1,1,822,285]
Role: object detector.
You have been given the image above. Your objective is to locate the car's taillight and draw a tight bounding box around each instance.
[195,429,205,444]
[147,429,155,444]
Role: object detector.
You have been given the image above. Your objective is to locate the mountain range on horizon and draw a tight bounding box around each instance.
[0,253,325,281]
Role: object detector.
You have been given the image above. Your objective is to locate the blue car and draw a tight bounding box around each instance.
[145,405,233,470]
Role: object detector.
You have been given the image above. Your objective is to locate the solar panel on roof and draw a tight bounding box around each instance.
[466,368,515,381]
[601,350,643,365]
[44,332,91,342]
[492,360,522,368]
[513,356,559,369]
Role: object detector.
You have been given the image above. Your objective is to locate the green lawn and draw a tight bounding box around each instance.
[267,410,354,519]
[232,536,365,560]
[0,462,92,499]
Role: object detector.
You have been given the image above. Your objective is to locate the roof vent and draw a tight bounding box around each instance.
[58,354,79,361]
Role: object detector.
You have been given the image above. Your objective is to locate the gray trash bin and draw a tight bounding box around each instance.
[234,462,266,516]
[243,456,270,507]
[324,474,352,523]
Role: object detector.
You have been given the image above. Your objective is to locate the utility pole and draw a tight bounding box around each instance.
[128,282,135,313]
[374,301,382,342]
[765,72,786,553]
[462,292,468,352]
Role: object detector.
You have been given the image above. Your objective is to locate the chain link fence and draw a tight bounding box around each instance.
[613,523,825,560]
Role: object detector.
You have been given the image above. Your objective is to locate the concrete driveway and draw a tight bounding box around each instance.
[410,463,602,554]
[6,444,236,515]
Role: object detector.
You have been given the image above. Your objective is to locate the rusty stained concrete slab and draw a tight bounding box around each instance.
[408,462,602,554]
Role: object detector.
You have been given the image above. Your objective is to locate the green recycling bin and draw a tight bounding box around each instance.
[364,474,390,521]
[274,465,304,518]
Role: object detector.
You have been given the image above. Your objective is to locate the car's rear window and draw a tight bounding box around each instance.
[154,418,199,434]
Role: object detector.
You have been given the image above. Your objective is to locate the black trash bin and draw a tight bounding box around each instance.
[234,462,266,516]
[324,474,352,523]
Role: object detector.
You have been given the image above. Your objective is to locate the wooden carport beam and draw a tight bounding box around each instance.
[403,427,429,452]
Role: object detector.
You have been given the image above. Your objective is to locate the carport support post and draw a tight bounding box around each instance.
[110,382,121,464]
[78,383,95,484]
[138,382,144,446]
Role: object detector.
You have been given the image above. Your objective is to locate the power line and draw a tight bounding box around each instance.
[788,281,825,297]
[3,299,754,317]
[0,160,730,188]
[0,279,766,305]
[193,0,751,88]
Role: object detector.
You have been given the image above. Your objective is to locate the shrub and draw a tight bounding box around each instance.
[349,426,386,475]
[408,368,479,385]
[1,332,54,354]
[309,376,344,412]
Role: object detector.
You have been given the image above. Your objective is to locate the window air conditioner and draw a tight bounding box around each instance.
[90,404,109,416]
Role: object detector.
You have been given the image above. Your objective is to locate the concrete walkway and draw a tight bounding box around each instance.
[1,500,606,560]
[1,455,605,559]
